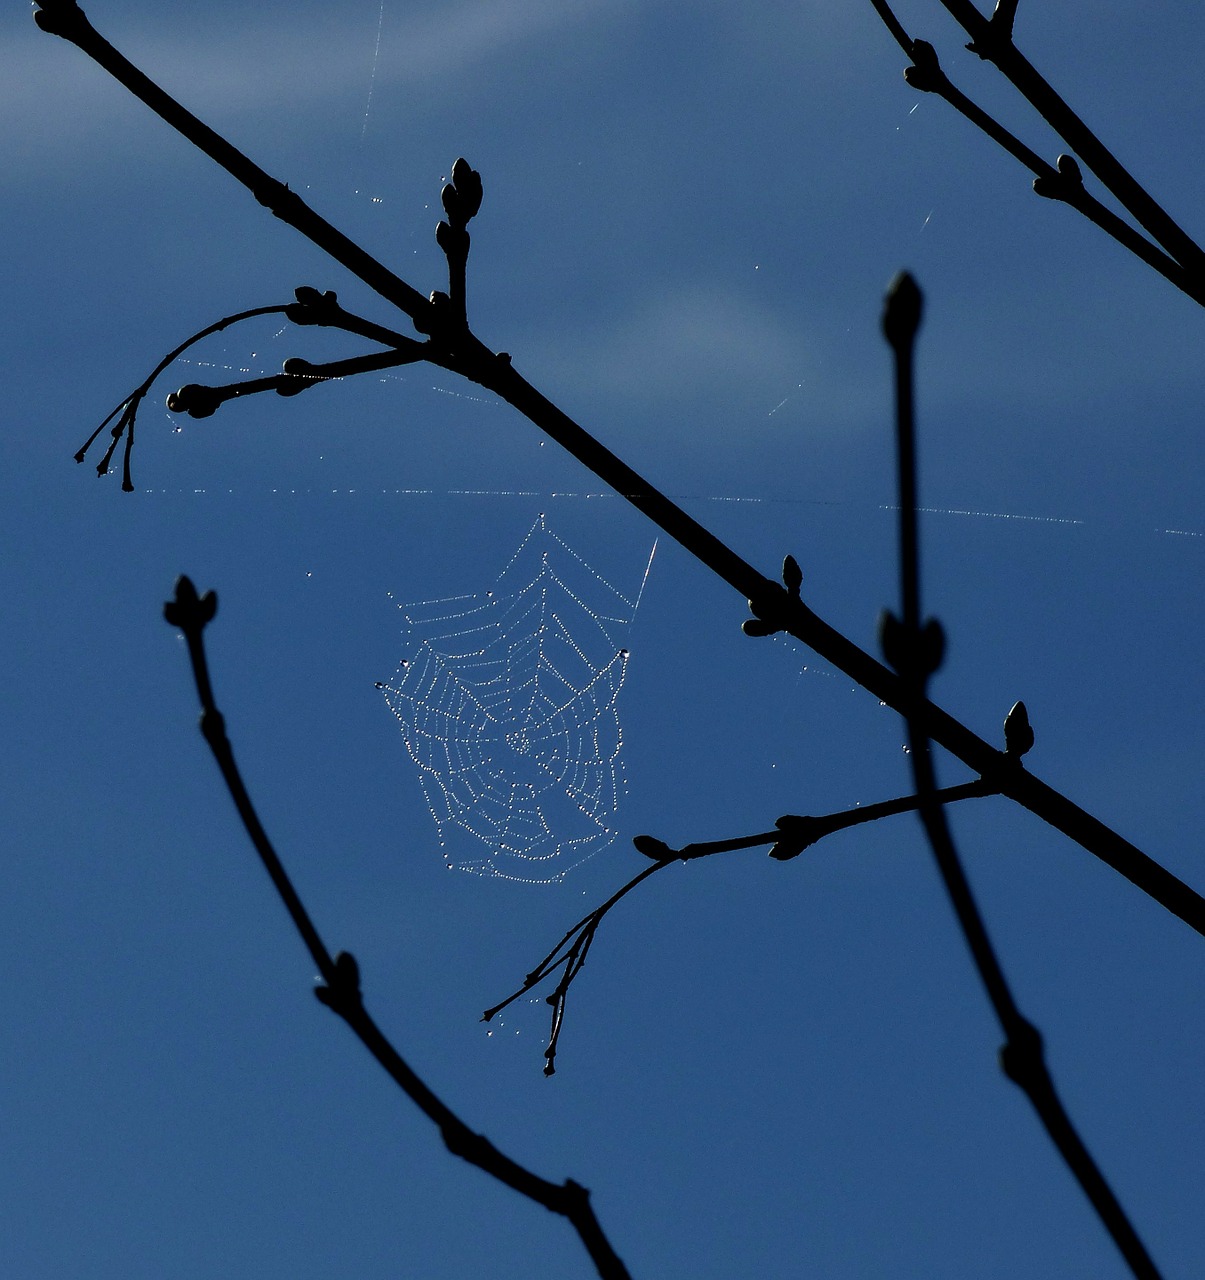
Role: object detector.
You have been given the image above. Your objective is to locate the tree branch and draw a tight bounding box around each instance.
[162,577,632,1280]
[870,3,1205,306]
[938,0,1205,279]
[33,0,436,330]
[166,347,426,420]
[880,273,1162,1280]
[489,779,997,1074]
[75,304,291,490]
[75,288,428,482]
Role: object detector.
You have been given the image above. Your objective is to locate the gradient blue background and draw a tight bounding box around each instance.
[3,3,1203,1276]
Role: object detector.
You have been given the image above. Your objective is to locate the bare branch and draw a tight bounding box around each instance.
[75,304,291,490]
[880,274,1163,1280]
[167,347,426,421]
[162,577,632,1280]
[490,778,997,1074]
[75,288,429,482]
[873,11,1205,305]
[941,0,1205,277]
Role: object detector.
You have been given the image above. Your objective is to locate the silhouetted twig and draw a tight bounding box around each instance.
[35,0,1205,939]
[167,347,424,420]
[487,778,997,1074]
[75,304,289,490]
[867,0,1205,305]
[162,576,632,1280]
[76,287,427,485]
[938,0,1205,277]
[879,272,1163,1280]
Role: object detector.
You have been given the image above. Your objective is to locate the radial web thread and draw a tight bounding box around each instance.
[379,515,655,883]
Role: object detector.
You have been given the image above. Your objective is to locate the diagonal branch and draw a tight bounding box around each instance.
[33,0,435,331]
[162,576,632,1280]
[475,356,1205,940]
[38,3,1205,936]
[880,272,1163,1280]
[488,778,997,1074]
[869,2,1205,306]
[936,0,1205,278]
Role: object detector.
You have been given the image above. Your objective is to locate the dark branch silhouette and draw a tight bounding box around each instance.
[879,273,1162,1280]
[866,0,1205,305]
[75,287,427,485]
[486,778,997,1075]
[162,577,632,1280]
[75,304,290,491]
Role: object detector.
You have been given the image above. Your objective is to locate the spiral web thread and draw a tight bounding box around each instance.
[379,515,655,883]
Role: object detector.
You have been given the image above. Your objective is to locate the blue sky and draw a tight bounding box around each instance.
[3,2,1203,1276]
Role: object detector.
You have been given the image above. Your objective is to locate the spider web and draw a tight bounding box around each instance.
[378,515,655,883]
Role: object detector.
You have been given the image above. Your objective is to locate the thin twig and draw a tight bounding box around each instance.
[166,347,426,420]
[869,2,1205,306]
[162,576,632,1280]
[881,273,1162,1280]
[76,304,290,489]
[489,778,997,1073]
[484,859,670,1075]
[76,289,428,482]
[937,0,1205,279]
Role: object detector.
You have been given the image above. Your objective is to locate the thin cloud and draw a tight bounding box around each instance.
[3,0,628,166]
[515,281,885,436]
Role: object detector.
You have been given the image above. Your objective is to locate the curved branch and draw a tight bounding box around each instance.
[489,779,997,1074]
[76,304,290,490]
[162,577,632,1280]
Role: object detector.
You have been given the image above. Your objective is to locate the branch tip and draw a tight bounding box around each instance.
[782,554,803,596]
[882,271,924,350]
[1003,700,1035,757]
[441,158,483,228]
[32,0,86,39]
[163,575,217,633]
[633,834,675,861]
[167,383,221,419]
